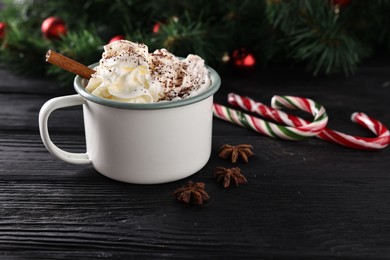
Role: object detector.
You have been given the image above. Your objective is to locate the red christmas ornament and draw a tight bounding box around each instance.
[109,35,125,43]
[0,22,6,39]
[331,0,351,14]
[152,23,160,33]
[41,17,67,39]
[331,0,351,7]
[152,18,173,33]
[231,48,256,68]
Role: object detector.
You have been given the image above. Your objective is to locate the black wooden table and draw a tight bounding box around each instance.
[1,64,390,259]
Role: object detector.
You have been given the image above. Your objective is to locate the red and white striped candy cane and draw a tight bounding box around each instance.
[213,95,328,140]
[227,93,390,150]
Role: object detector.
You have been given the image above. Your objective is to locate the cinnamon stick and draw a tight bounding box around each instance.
[45,50,95,79]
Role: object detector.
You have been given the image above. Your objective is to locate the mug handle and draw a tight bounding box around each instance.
[39,94,91,165]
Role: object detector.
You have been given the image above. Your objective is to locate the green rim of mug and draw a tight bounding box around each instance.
[74,62,221,110]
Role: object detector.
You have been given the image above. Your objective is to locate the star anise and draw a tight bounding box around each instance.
[214,166,247,188]
[172,181,210,205]
[218,144,254,163]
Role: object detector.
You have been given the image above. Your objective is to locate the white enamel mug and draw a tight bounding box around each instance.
[39,64,221,184]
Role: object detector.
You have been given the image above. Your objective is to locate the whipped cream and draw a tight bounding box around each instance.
[86,40,211,103]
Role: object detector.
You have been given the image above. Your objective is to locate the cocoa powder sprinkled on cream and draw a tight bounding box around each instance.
[86,40,211,103]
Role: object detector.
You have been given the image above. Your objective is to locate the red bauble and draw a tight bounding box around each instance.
[152,23,160,33]
[231,48,256,68]
[109,35,125,43]
[331,0,351,7]
[152,18,173,33]
[41,17,67,39]
[0,22,6,39]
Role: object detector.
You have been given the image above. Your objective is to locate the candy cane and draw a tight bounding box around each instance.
[213,96,328,140]
[228,93,390,150]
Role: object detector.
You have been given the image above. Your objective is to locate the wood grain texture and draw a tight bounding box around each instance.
[1,66,390,259]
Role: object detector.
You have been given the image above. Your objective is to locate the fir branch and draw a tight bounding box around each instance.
[267,0,371,75]
[46,29,104,86]
[0,19,48,75]
[150,12,225,67]
[1,0,390,81]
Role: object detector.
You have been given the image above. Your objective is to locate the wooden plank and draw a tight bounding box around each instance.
[0,94,84,132]
[0,69,74,95]
[2,66,389,134]
[0,133,390,257]
[0,132,87,176]
[1,66,390,258]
